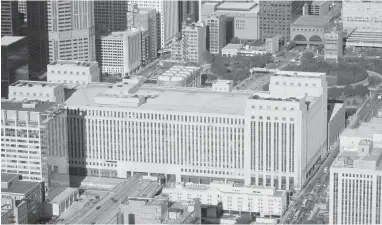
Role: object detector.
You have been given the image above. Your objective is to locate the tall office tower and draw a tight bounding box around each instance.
[179,0,200,31]
[324,31,343,62]
[94,0,128,32]
[342,0,382,32]
[1,1,20,37]
[140,29,150,67]
[182,21,207,64]
[244,71,328,189]
[27,1,49,79]
[206,15,226,55]
[1,100,69,200]
[96,28,142,75]
[127,6,158,63]
[128,0,179,48]
[18,0,27,14]
[1,36,28,98]
[259,1,305,44]
[329,141,382,224]
[47,0,96,63]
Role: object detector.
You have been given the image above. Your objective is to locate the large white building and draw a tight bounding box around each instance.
[163,180,288,216]
[47,60,100,85]
[96,28,141,75]
[64,71,327,191]
[8,80,65,104]
[329,141,382,224]
[47,0,96,62]
[1,100,69,200]
[128,0,179,48]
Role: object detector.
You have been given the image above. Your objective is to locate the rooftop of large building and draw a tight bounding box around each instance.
[216,2,257,11]
[311,0,329,6]
[1,36,25,46]
[273,70,326,78]
[166,180,285,197]
[292,15,332,27]
[332,147,382,171]
[49,60,98,68]
[10,80,62,88]
[163,199,200,224]
[1,100,58,113]
[98,28,141,38]
[1,173,41,195]
[65,83,251,115]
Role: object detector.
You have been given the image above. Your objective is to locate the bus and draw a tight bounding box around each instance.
[302,199,309,208]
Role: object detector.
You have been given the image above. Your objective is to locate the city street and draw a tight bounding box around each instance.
[280,141,339,224]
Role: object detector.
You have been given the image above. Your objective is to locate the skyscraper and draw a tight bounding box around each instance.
[127,6,158,63]
[206,15,226,55]
[47,0,96,63]
[1,1,20,37]
[27,1,49,79]
[179,0,200,31]
[259,1,305,44]
[94,0,128,32]
[128,0,179,48]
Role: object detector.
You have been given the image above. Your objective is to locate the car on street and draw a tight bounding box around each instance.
[96,206,101,210]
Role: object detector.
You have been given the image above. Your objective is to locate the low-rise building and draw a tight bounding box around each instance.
[162,181,288,217]
[49,188,79,217]
[212,80,234,92]
[157,66,201,87]
[221,43,266,57]
[291,15,332,45]
[119,195,201,224]
[8,80,65,104]
[47,60,100,85]
[324,31,343,61]
[1,173,43,224]
[265,35,280,54]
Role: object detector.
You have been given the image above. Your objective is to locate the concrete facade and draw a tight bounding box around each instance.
[8,81,65,104]
[47,60,100,85]
[64,71,327,191]
[290,15,332,45]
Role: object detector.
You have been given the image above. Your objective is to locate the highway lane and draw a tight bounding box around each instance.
[77,175,142,224]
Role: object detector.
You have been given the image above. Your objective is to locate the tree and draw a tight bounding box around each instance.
[202,51,213,64]
[368,76,381,87]
[316,44,324,51]
[285,41,296,50]
[212,55,227,75]
[353,84,369,96]
[230,37,240,44]
[328,87,343,99]
[302,52,315,62]
[343,85,356,97]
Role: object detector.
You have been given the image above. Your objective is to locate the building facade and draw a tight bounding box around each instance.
[128,0,179,48]
[342,0,382,33]
[309,0,331,16]
[206,15,226,55]
[163,181,287,216]
[94,0,128,33]
[1,36,28,98]
[1,101,69,201]
[47,0,96,63]
[47,60,100,85]
[64,71,327,191]
[1,174,43,224]
[8,81,65,104]
[96,28,141,75]
[182,22,207,64]
[290,15,332,45]
[324,31,343,61]
[27,1,49,78]
[1,1,20,36]
[179,0,200,32]
[127,6,158,63]
[259,1,305,44]
[329,143,382,224]
[265,35,280,54]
